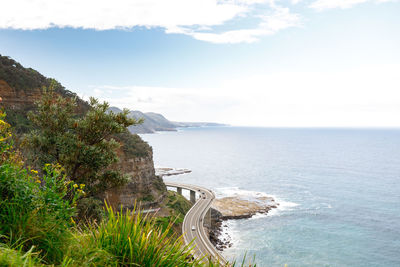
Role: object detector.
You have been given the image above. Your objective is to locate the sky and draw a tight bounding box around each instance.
[0,0,399,127]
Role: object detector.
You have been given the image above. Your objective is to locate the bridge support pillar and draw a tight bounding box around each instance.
[190,190,196,203]
[177,187,182,195]
[204,209,212,228]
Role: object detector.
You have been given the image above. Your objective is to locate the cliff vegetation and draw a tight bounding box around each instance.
[0,55,165,217]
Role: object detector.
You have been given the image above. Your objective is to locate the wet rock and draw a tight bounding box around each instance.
[155,167,191,177]
[211,195,278,219]
[208,194,279,251]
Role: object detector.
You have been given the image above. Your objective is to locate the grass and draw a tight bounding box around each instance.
[87,203,199,266]
[166,190,192,216]
[0,244,42,267]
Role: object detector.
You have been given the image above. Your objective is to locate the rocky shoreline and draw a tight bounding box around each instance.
[155,167,191,177]
[157,167,278,252]
[209,194,279,251]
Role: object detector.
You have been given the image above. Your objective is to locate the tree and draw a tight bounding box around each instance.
[24,88,142,196]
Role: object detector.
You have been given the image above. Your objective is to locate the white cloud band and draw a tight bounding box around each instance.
[0,0,299,43]
[310,0,396,11]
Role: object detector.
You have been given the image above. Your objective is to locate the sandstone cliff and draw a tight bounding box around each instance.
[104,142,166,210]
[0,80,41,109]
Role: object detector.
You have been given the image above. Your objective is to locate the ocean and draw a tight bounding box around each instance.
[140,127,400,267]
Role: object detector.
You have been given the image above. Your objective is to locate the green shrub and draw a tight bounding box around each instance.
[0,244,42,267]
[24,91,139,197]
[114,131,150,158]
[61,232,115,267]
[0,163,80,264]
[0,115,81,265]
[76,197,104,224]
[87,203,200,267]
[166,191,192,216]
[3,108,34,134]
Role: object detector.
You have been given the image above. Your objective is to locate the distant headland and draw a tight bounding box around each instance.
[109,106,227,134]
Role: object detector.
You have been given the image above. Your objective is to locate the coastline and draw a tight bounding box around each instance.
[159,168,279,253]
[209,192,279,251]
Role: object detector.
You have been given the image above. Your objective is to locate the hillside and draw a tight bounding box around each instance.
[0,54,90,132]
[0,54,166,208]
[110,106,227,134]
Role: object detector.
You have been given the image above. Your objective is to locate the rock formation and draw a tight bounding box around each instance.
[155,167,192,177]
[0,80,41,109]
[209,194,279,251]
[104,148,166,210]
[212,195,278,219]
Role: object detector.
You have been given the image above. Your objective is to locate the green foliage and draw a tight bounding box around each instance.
[114,130,151,158]
[139,194,155,202]
[24,89,141,196]
[0,119,79,263]
[3,107,34,134]
[75,197,104,224]
[87,203,200,267]
[61,232,116,267]
[166,191,192,216]
[0,244,42,267]
[0,162,81,264]
[0,111,14,164]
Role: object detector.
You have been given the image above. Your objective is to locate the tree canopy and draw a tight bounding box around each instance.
[24,89,142,196]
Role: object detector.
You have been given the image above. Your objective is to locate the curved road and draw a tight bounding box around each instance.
[165,182,227,265]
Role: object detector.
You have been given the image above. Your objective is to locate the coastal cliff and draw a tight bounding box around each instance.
[104,147,166,210]
[0,79,42,109]
[0,54,166,209]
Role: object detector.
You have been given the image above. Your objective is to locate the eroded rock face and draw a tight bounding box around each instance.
[104,149,167,210]
[0,80,41,109]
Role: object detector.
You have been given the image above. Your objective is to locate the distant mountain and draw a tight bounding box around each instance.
[109,106,227,134]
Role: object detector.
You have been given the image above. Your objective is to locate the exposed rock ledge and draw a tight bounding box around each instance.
[212,195,278,219]
[155,167,191,177]
[209,195,278,251]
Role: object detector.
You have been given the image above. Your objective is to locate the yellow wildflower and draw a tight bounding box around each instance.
[0,120,9,126]
[79,184,85,189]
[31,169,38,174]
[70,217,76,224]
[35,179,41,184]
[73,184,78,188]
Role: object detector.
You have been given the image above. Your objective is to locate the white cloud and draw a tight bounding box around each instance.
[310,0,395,10]
[168,6,301,43]
[0,0,300,43]
[0,0,244,30]
[1,0,395,43]
[88,64,400,127]
[291,0,303,4]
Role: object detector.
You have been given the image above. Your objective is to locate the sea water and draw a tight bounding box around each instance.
[140,127,400,266]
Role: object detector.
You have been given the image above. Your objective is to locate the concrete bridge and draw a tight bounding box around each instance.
[166,183,212,228]
[164,182,227,264]
[176,186,197,204]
